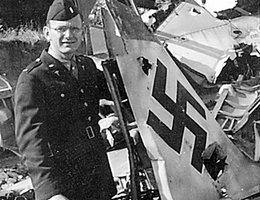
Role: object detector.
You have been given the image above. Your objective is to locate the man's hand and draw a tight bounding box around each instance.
[98,114,119,146]
[49,194,69,200]
[99,99,115,118]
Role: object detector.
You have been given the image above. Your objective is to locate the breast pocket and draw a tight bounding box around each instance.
[45,81,76,119]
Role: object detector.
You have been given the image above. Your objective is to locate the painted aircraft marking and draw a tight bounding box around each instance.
[147,59,207,173]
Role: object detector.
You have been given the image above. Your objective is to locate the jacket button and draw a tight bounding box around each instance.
[84,102,88,107]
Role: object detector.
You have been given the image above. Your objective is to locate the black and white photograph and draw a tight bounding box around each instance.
[0,0,260,200]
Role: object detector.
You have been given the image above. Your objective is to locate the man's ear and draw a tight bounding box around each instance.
[43,26,51,42]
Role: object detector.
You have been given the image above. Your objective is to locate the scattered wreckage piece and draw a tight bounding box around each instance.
[0,75,16,152]
[108,148,158,200]
[0,149,33,200]
[212,81,260,161]
[0,178,34,200]
[157,34,232,84]
[231,15,260,54]
[146,0,260,86]
[155,1,239,53]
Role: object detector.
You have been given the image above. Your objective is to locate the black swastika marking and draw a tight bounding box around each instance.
[147,59,207,173]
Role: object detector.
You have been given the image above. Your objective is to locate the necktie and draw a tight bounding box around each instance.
[70,60,78,79]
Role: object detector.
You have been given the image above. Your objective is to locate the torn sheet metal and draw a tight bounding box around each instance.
[157,35,232,83]
[156,1,239,52]
[212,82,260,161]
[153,1,240,83]
[231,16,260,54]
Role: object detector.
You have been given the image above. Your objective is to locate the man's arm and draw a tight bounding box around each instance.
[14,72,61,200]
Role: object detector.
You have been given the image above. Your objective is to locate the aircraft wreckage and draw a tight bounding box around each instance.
[1,0,260,200]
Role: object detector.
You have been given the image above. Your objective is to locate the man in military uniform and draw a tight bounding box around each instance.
[14,0,116,200]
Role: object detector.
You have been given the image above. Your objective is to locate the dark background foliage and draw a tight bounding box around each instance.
[0,0,53,28]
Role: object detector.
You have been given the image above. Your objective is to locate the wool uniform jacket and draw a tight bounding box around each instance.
[14,49,117,200]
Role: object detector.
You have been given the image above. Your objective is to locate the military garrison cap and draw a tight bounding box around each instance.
[47,0,80,21]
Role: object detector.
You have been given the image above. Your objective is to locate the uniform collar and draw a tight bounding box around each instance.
[40,49,77,71]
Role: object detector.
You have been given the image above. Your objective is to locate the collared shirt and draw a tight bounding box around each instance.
[47,50,79,79]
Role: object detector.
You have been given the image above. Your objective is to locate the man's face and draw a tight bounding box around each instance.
[44,14,83,56]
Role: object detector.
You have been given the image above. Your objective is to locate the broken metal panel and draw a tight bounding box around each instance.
[153,1,239,83]
[212,89,229,118]
[102,1,260,199]
[107,148,130,177]
[89,25,108,55]
[157,35,231,83]
[158,2,226,35]
[253,121,260,161]
[183,24,238,53]
[218,91,258,118]
[231,15,260,53]
[214,84,258,132]
[0,75,12,99]
[157,1,239,52]
[230,101,260,161]
[211,80,260,162]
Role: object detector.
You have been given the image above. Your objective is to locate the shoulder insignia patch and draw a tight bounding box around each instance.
[76,55,87,67]
[24,59,42,73]
[76,54,100,72]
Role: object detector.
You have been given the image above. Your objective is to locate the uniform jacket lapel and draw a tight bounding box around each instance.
[40,49,80,87]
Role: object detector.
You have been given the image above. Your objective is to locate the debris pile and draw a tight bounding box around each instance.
[0,150,33,200]
[211,79,260,161]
